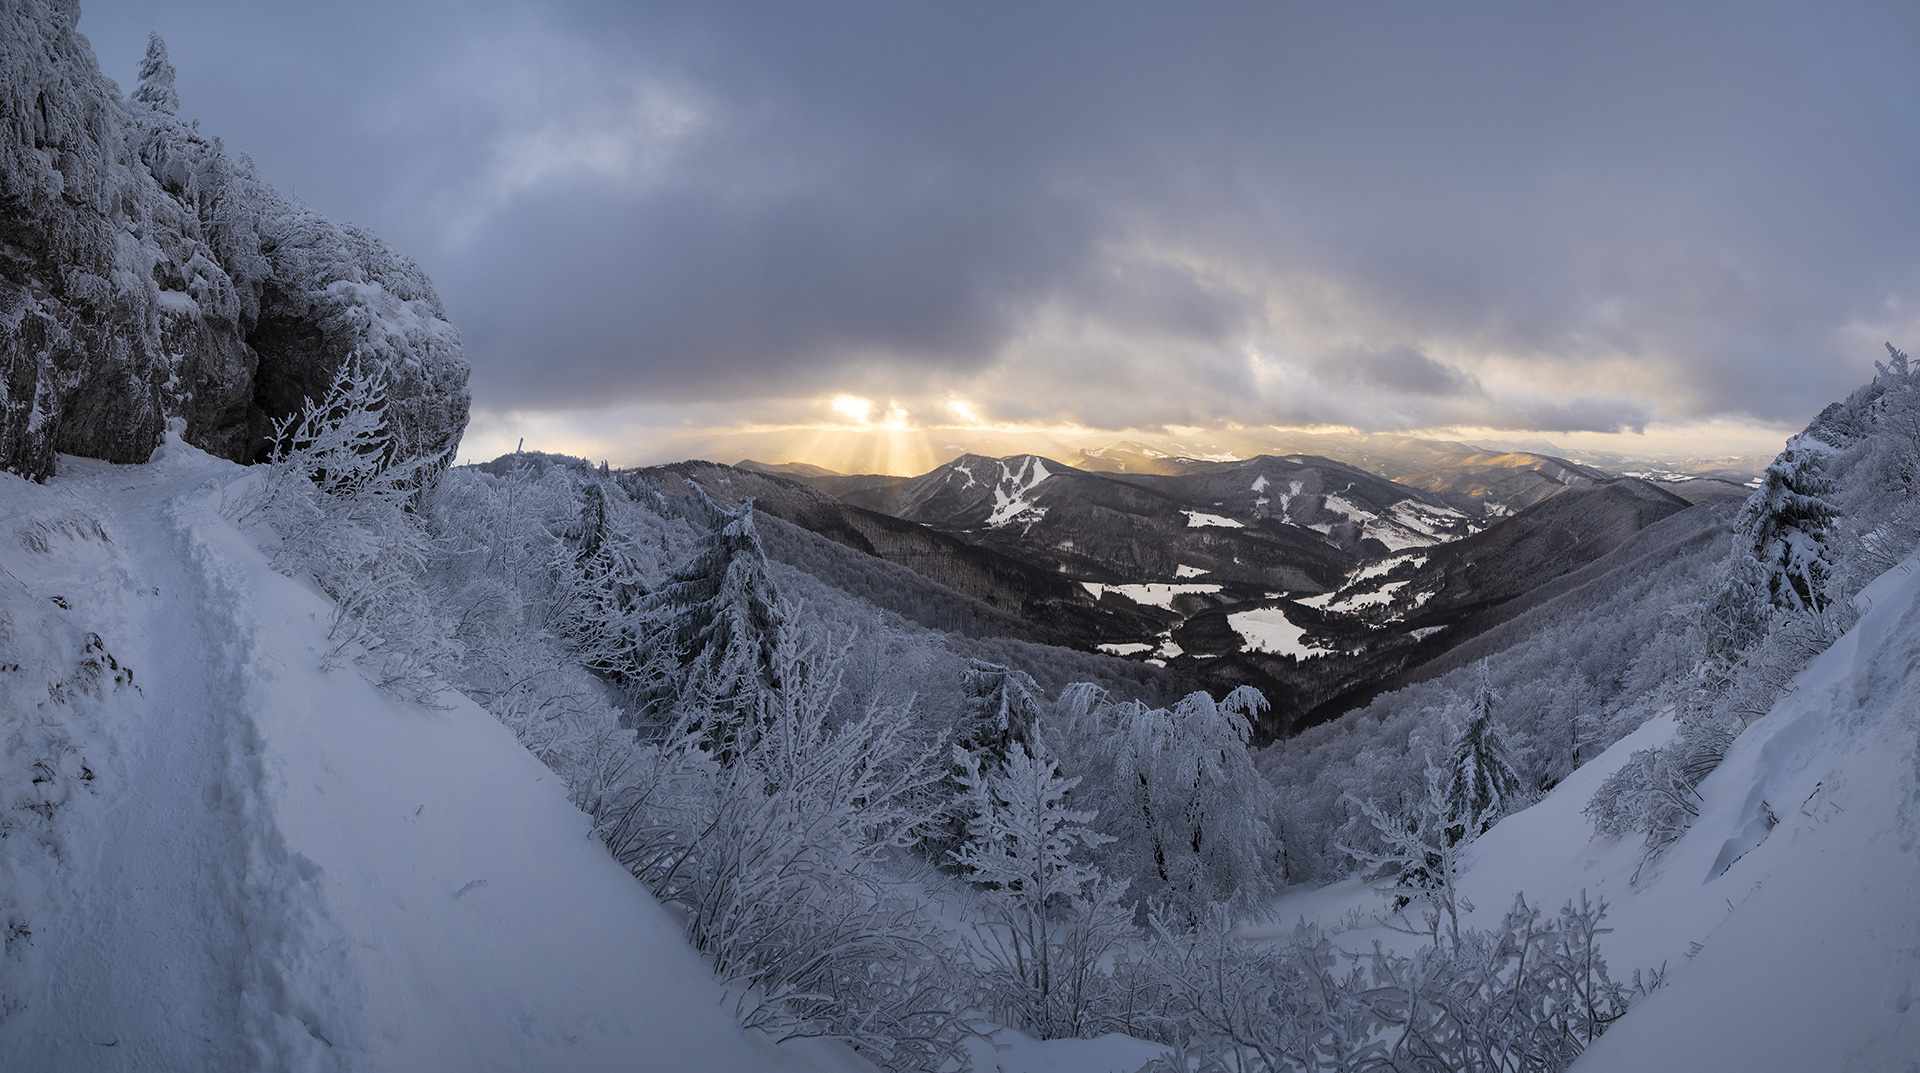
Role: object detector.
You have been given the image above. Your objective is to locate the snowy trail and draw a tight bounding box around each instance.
[2,448,339,1070]
[2,443,860,1072]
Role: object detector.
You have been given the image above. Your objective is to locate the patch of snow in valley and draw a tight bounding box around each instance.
[1315,579,1408,613]
[1228,606,1333,659]
[1181,510,1244,528]
[1320,494,1373,525]
[1174,564,1209,578]
[1096,642,1155,656]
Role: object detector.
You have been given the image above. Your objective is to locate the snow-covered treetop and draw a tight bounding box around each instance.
[133,32,178,114]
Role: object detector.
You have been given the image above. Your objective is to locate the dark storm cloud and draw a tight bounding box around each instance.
[1311,347,1481,398]
[76,0,1920,430]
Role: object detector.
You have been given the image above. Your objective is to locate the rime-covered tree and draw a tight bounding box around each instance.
[631,485,784,757]
[1735,438,1841,614]
[1084,686,1283,912]
[958,659,1043,760]
[1440,664,1524,844]
[561,481,654,688]
[133,32,179,115]
[952,741,1132,1039]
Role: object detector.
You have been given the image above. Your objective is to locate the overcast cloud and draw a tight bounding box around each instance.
[78,0,1920,448]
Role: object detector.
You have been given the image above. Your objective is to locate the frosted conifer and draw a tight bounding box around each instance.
[632,485,784,758]
[1441,663,1524,843]
[1736,439,1841,614]
[958,659,1042,761]
[133,32,179,114]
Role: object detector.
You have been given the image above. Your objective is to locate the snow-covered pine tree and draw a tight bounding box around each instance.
[1735,438,1841,614]
[560,481,655,690]
[1341,763,1472,949]
[953,740,1132,1040]
[1440,663,1524,844]
[133,32,179,115]
[958,659,1043,760]
[937,659,1045,855]
[630,485,784,759]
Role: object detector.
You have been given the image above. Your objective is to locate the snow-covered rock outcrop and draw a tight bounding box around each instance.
[0,2,468,481]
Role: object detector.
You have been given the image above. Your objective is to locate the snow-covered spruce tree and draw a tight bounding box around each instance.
[936,659,1046,856]
[1439,663,1525,845]
[1735,437,1841,615]
[133,32,180,115]
[953,740,1134,1040]
[1086,686,1283,916]
[558,481,657,685]
[958,659,1044,759]
[628,485,784,758]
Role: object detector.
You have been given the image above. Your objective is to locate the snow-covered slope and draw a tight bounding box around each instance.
[0,441,858,1071]
[1255,547,1920,1069]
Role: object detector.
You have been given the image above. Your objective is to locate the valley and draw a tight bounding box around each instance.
[710,441,1744,739]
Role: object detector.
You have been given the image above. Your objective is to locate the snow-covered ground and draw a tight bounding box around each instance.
[1227,606,1332,659]
[1180,510,1242,528]
[0,442,864,1072]
[1251,550,1920,1070]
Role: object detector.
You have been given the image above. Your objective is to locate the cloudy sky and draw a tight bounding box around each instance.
[80,1,1920,468]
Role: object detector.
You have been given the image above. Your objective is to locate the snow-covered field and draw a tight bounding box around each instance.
[1227,606,1332,659]
[0,442,862,1072]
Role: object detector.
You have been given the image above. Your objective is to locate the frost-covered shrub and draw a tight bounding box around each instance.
[1137,892,1657,1073]
[237,358,457,703]
[595,627,968,1071]
[952,739,1136,1040]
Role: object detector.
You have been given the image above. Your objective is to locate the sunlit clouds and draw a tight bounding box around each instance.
[80,1,1920,470]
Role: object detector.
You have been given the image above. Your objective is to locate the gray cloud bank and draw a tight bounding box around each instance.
[79,0,1920,436]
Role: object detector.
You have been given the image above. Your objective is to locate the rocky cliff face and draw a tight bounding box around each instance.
[0,1,468,480]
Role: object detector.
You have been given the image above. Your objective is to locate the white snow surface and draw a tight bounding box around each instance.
[0,444,861,1072]
[1180,510,1243,528]
[1254,551,1920,1071]
[1227,607,1332,660]
[986,457,1052,527]
[1173,564,1209,578]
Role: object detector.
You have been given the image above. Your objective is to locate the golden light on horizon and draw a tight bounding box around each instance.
[830,394,873,423]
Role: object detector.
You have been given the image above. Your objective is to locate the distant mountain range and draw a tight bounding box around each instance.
[716,436,1755,738]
